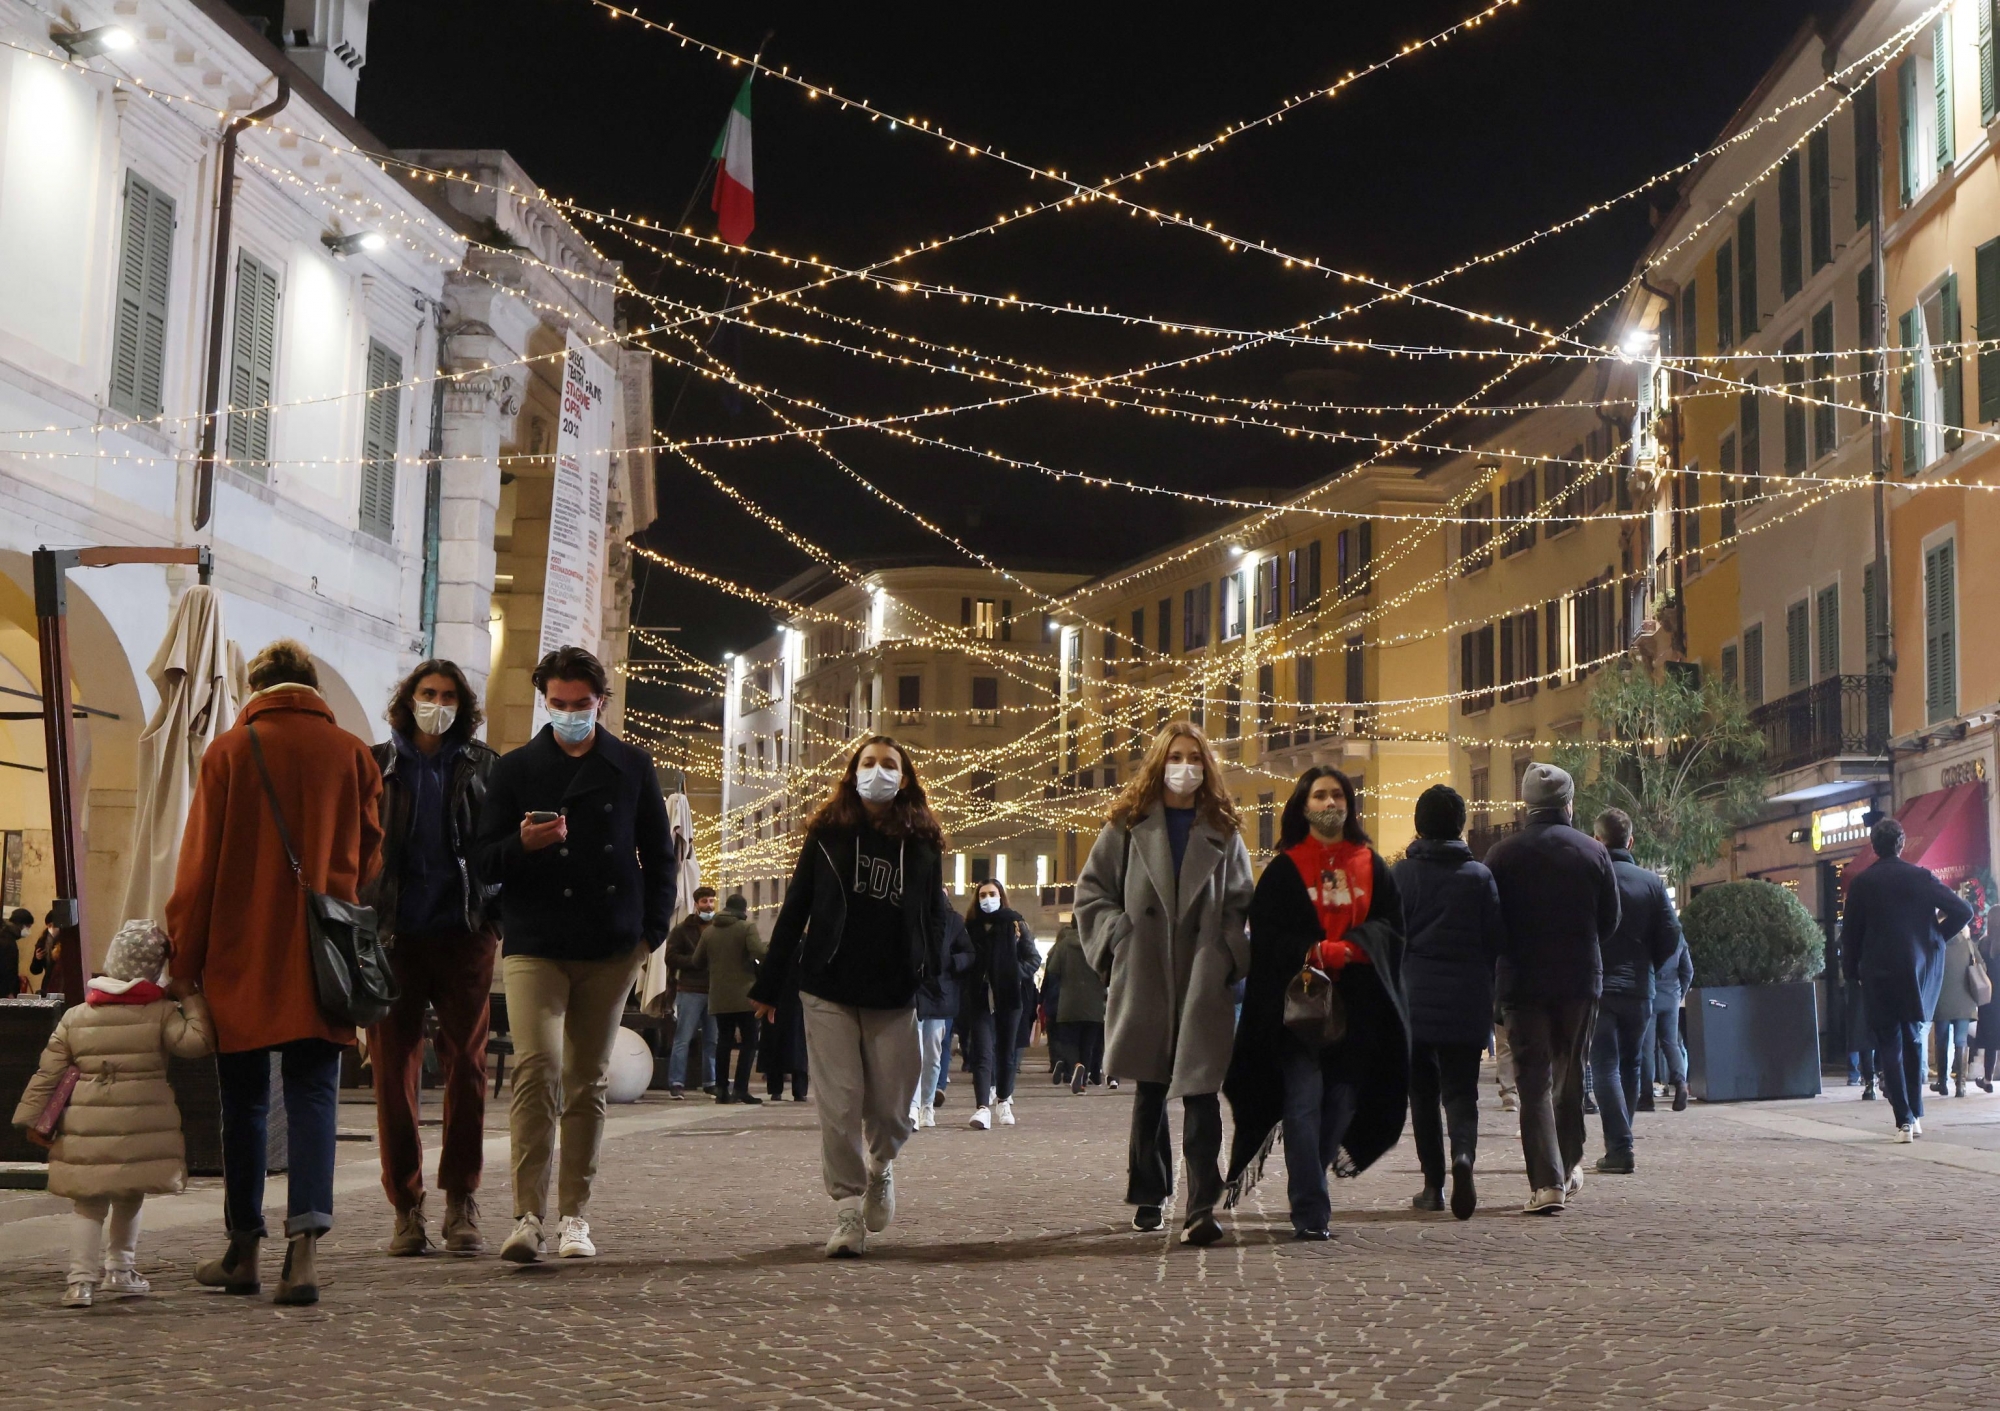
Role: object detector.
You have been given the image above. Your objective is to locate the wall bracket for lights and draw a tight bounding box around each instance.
[322,230,386,257]
[52,24,134,57]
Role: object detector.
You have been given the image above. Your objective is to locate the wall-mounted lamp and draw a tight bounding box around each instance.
[52,24,134,57]
[322,230,386,257]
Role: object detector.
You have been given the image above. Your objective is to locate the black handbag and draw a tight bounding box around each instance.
[247,723,398,1028]
[1283,964,1347,1048]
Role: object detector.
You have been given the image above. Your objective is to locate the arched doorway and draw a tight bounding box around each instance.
[310,654,374,741]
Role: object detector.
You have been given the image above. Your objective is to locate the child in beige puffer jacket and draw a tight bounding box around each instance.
[13,921,214,1307]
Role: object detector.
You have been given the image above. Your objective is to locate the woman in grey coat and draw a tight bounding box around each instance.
[1931,926,1980,1098]
[1075,722,1252,1248]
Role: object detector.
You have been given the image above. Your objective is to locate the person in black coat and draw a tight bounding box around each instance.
[1484,763,1621,1214]
[1223,768,1408,1241]
[912,901,973,1126]
[1392,785,1503,1220]
[960,881,1040,1129]
[1588,809,1685,1174]
[1842,818,1977,1140]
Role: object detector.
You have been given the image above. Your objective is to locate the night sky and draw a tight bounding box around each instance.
[359,0,1834,713]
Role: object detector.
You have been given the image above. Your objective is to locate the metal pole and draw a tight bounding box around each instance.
[31,550,84,1006]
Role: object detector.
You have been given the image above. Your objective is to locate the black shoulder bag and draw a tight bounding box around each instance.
[247,723,398,1028]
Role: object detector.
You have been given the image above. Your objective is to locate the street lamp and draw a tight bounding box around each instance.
[322,230,387,257]
[52,24,134,57]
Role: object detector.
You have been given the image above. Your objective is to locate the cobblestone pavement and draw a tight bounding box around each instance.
[2,1059,1996,1409]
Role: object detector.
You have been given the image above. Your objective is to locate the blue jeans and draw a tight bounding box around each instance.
[934,1018,954,1095]
[1934,1017,1973,1087]
[218,1038,343,1240]
[669,991,715,1089]
[1590,994,1650,1157]
[1651,1005,1687,1086]
[1873,1020,1930,1127]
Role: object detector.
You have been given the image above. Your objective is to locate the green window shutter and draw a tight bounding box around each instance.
[359,340,402,540]
[224,252,279,478]
[1737,205,1758,337]
[1863,562,1883,674]
[1942,273,1965,449]
[1926,540,1957,722]
[1936,15,1956,171]
[1855,76,1879,226]
[1716,242,1735,350]
[1779,153,1803,300]
[109,172,174,420]
[1901,57,1920,205]
[1981,0,1996,125]
[1782,331,1807,473]
[1811,302,1837,457]
[1743,623,1765,708]
[1809,128,1833,273]
[1900,307,1921,472]
[1681,278,1699,360]
[1978,238,2000,423]
[1816,584,1840,678]
[1739,374,1762,489]
[1786,600,1811,692]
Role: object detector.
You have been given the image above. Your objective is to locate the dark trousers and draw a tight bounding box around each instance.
[219,1037,344,1240]
[1591,993,1650,1157]
[966,1007,1022,1106]
[1128,1081,1222,1223]
[1408,1040,1483,1187]
[1059,1021,1106,1080]
[1279,965,1394,1230]
[714,1012,761,1097]
[369,927,496,1211]
[1504,997,1596,1192]
[1873,1020,1929,1127]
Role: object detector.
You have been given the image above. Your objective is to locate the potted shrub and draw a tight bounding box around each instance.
[1681,880,1826,1101]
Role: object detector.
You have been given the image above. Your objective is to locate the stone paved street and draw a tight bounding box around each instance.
[1,1058,1996,1409]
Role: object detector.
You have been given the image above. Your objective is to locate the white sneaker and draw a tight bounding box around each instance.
[920,1105,936,1128]
[864,1165,895,1232]
[1895,1124,1915,1143]
[1911,1117,1924,1138]
[499,1214,544,1264]
[1499,1093,1518,1113]
[969,1105,992,1130]
[98,1268,150,1298]
[825,1203,867,1258]
[1524,1187,1566,1214]
[555,1216,595,1258]
[997,1098,1016,1127]
[60,1280,92,1308]
[1562,1166,1583,1198]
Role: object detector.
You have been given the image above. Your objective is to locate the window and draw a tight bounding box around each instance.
[1811,129,1836,276]
[1156,598,1172,654]
[225,251,281,477]
[971,675,999,713]
[1296,654,1317,736]
[1739,375,1762,494]
[970,856,992,886]
[1499,610,1539,703]
[1855,75,1879,225]
[1721,642,1740,690]
[1499,475,1536,557]
[1223,679,1241,739]
[896,674,921,711]
[1719,432,1739,540]
[1716,240,1735,351]
[1254,555,1281,627]
[110,172,175,420]
[1816,584,1840,679]
[1742,623,1766,708]
[1786,599,1811,692]
[1737,204,1758,338]
[1220,573,1247,641]
[1306,539,1322,605]
[1864,561,1888,674]
[1680,279,1699,367]
[1460,625,1495,714]
[1926,538,1958,723]
[971,770,998,803]
[964,598,1000,639]
[1976,236,2000,423]
[1102,622,1117,673]
[1779,152,1803,302]
[1782,331,1808,473]
[1131,608,1145,660]
[1859,264,1881,408]
[1062,629,1081,698]
[1344,635,1364,704]
[1182,582,1211,650]
[1286,547,1304,613]
[1902,277,1965,471]
[359,339,402,539]
[1683,464,1701,553]
[1256,663,1275,738]
[1811,303,1837,458]
[1336,524,1372,594]
[1544,453,1583,535]
[1900,19,1954,206]
[1458,490,1494,574]
[1984,0,1999,125]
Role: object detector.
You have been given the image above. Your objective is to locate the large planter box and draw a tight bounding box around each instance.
[1687,981,1822,1102]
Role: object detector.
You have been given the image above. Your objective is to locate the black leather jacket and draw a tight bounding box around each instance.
[366,735,499,942]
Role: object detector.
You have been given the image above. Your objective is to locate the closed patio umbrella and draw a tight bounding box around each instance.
[640,790,702,1017]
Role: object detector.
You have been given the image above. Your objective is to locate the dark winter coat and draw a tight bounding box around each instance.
[1391,838,1505,1048]
[1977,934,2000,1048]
[1653,940,1693,1015]
[962,906,1039,1021]
[693,900,767,1015]
[662,914,710,994]
[1602,849,1684,1002]
[751,826,948,1011]
[1045,927,1108,1024]
[365,735,499,942]
[1932,930,1980,1024]
[1485,810,1622,1007]
[917,906,976,1021]
[1841,855,1976,1025]
[475,726,677,961]
[1224,848,1409,1202]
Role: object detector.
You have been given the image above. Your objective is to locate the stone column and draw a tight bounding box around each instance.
[434,373,502,705]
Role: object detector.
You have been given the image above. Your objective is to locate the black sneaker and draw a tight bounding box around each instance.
[1449,1153,1477,1221]
[1635,1095,1656,1112]
[714,1092,735,1105]
[736,1093,764,1106]
[1180,1213,1224,1247]
[1583,1093,1599,1115]
[1593,1151,1635,1175]
[1131,1205,1164,1232]
[1861,1083,1877,1101]
[1293,1226,1332,1241]
[668,1085,685,1101]
[1672,1083,1689,1112]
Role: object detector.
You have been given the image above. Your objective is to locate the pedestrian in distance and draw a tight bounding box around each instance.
[1588,808,1684,1175]
[1841,818,1976,1142]
[476,646,676,1265]
[167,638,383,1304]
[962,880,1040,1131]
[1224,767,1409,1241]
[757,968,811,1103]
[0,907,30,994]
[750,735,950,1259]
[362,658,500,1258]
[1639,932,1693,1111]
[1975,928,2000,1093]
[13,922,215,1308]
[1041,917,1070,1082]
[1044,914,1107,1095]
[694,894,767,1104]
[1483,762,1621,1215]
[912,900,973,1127]
[28,907,64,994]
[661,886,719,1098]
[1075,722,1252,1247]
[1930,924,1979,1098]
[1392,784,1502,1221]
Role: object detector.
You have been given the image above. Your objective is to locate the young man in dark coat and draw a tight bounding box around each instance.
[1483,763,1621,1214]
[1588,809,1684,1174]
[1842,818,1976,1142]
[1393,785,1503,1220]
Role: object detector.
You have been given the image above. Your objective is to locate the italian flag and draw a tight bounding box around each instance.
[710,75,755,246]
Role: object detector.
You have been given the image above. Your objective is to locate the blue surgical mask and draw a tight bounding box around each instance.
[549,707,595,744]
[978,895,1001,914]
[855,765,902,803]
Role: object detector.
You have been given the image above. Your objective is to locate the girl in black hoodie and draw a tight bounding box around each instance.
[960,882,1041,1130]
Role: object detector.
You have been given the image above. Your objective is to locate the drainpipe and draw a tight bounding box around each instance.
[1638,273,1685,653]
[193,78,290,532]
[419,301,447,654]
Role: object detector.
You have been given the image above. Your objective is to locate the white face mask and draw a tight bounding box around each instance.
[978,895,1001,914]
[855,764,902,804]
[1163,761,1203,796]
[412,700,457,737]
[696,905,716,920]
[549,706,596,744]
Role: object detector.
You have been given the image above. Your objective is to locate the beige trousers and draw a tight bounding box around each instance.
[801,994,921,1202]
[503,949,645,1221]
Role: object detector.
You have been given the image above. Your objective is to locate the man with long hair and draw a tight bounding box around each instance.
[364,659,499,1256]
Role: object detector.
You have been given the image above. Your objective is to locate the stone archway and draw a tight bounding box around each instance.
[310,653,375,741]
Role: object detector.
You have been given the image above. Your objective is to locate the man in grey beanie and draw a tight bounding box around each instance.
[1483,763,1621,1214]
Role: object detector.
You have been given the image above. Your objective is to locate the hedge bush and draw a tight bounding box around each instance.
[1681,879,1826,988]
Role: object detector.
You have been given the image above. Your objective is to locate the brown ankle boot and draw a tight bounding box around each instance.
[273,1233,319,1305]
[387,1196,430,1257]
[442,1195,484,1255]
[194,1234,262,1294]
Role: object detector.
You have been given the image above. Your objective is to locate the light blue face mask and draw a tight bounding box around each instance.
[549,707,595,744]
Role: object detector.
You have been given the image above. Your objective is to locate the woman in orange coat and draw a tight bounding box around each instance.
[165,640,382,1305]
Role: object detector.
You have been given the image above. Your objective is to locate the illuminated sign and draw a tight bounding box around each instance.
[1811,802,1873,852]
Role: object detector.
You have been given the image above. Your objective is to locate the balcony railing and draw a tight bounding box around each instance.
[1749,674,1892,776]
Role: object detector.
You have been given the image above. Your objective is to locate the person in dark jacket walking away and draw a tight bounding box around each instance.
[0,908,30,995]
[1588,810,1684,1174]
[912,902,973,1127]
[758,970,810,1102]
[363,660,500,1258]
[477,647,676,1265]
[1975,929,2000,1093]
[694,895,767,1104]
[1484,763,1621,1214]
[1843,818,1976,1141]
[750,736,948,1258]
[661,887,718,1098]
[962,881,1040,1130]
[1639,936,1693,1111]
[1393,785,1502,1220]
[1224,767,1407,1241]
[1045,918,1108,1093]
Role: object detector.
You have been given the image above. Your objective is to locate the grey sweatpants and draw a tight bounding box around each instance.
[801,994,921,1202]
